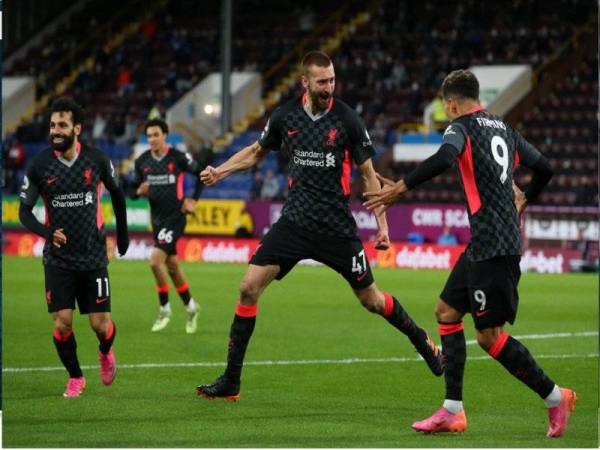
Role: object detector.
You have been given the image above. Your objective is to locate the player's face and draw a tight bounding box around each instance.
[303,64,335,111]
[146,126,167,153]
[443,97,459,121]
[49,111,80,152]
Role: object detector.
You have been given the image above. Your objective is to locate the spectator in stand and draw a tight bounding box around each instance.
[92,113,108,141]
[424,90,449,132]
[147,102,164,120]
[250,171,263,200]
[141,18,157,41]
[115,114,139,147]
[260,169,280,200]
[574,175,598,206]
[116,66,134,96]
[108,114,126,144]
[4,138,26,193]
[437,226,458,245]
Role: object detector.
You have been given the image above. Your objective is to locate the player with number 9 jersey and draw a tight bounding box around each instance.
[363,69,574,438]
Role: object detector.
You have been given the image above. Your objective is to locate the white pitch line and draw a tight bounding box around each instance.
[2,353,598,374]
[3,331,598,374]
[465,330,598,345]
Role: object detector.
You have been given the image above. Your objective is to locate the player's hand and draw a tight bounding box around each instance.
[182,198,196,214]
[363,173,405,210]
[52,228,67,248]
[513,181,527,216]
[200,166,220,186]
[374,229,390,251]
[136,181,150,197]
[117,235,129,256]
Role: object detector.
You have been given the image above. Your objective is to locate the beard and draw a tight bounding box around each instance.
[50,130,75,152]
[309,89,331,112]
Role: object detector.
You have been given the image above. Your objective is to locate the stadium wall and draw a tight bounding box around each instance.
[3,230,583,274]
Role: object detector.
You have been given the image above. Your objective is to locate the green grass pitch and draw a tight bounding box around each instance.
[2,255,598,447]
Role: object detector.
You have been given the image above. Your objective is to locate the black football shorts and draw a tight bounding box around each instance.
[440,251,521,330]
[44,265,112,314]
[250,217,374,290]
[152,217,186,255]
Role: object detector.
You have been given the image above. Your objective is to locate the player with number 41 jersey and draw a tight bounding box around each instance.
[195,50,445,403]
[364,69,575,438]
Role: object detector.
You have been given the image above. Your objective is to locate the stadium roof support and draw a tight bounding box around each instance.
[220,0,233,137]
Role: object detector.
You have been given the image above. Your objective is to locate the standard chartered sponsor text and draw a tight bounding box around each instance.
[293,148,325,167]
[147,174,175,185]
[51,192,90,208]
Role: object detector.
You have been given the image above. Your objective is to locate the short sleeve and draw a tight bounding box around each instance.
[99,151,120,190]
[441,122,468,157]
[347,113,375,165]
[258,107,284,150]
[176,149,200,173]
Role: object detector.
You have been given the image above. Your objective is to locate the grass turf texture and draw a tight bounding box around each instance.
[3,255,598,447]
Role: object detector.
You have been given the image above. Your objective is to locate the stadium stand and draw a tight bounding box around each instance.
[3,0,597,207]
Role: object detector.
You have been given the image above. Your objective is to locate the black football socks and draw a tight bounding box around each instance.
[53,330,83,378]
[439,321,466,401]
[97,321,116,355]
[223,303,257,382]
[489,332,555,399]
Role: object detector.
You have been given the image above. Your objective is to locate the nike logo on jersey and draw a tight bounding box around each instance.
[143,167,151,173]
[356,272,368,282]
[47,176,59,184]
[96,297,108,304]
[287,129,300,136]
[475,310,489,318]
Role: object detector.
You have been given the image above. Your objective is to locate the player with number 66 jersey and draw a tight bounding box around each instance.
[129,118,205,334]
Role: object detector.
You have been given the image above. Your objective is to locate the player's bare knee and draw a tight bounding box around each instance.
[166,259,178,274]
[54,319,72,334]
[239,279,260,304]
[435,299,461,322]
[90,316,110,335]
[475,330,497,352]
[355,288,382,314]
[149,260,162,272]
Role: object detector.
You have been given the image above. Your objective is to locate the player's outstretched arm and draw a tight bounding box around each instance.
[357,159,390,250]
[200,141,269,186]
[363,173,407,210]
[364,144,456,210]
